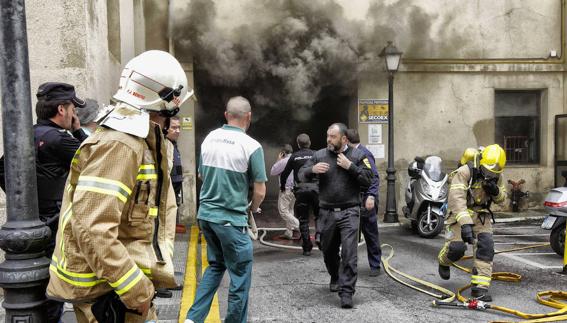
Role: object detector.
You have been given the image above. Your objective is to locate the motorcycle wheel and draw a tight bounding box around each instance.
[417,210,443,238]
[550,224,565,256]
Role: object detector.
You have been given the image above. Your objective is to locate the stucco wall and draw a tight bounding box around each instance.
[0,0,142,263]
[354,0,566,213]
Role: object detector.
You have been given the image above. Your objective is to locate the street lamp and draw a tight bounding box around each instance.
[0,1,51,320]
[379,41,402,223]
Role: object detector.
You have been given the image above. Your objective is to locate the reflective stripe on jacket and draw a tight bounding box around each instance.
[448,165,506,226]
[47,122,176,309]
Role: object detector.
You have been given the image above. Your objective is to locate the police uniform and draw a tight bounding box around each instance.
[280,148,319,253]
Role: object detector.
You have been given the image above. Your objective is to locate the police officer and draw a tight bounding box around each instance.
[34,82,88,322]
[299,123,373,309]
[438,144,507,302]
[280,133,319,256]
[345,129,382,277]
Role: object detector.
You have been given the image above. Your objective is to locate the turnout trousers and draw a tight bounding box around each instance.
[438,211,494,288]
[73,302,157,323]
[317,206,360,296]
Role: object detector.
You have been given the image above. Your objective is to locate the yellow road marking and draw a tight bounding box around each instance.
[178,226,199,323]
[202,234,221,323]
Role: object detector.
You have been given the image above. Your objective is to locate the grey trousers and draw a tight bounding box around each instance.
[317,206,360,296]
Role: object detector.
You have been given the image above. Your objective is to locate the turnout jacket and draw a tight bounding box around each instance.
[448,164,506,226]
[299,146,373,209]
[47,122,177,309]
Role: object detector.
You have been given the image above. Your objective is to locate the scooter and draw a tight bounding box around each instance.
[403,156,448,238]
[542,171,567,256]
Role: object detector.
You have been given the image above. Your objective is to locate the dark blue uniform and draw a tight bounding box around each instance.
[34,119,87,253]
[280,148,319,252]
[355,144,382,271]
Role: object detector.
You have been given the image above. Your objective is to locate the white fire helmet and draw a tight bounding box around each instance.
[99,50,194,138]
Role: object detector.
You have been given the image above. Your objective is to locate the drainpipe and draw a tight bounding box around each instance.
[0,1,51,321]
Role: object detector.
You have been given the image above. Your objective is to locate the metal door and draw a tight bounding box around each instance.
[555,114,567,187]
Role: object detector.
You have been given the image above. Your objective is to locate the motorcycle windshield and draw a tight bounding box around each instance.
[424,156,444,181]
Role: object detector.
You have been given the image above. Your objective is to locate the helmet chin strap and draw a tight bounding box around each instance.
[158,107,180,118]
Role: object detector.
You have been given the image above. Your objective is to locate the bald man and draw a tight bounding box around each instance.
[186,96,267,323]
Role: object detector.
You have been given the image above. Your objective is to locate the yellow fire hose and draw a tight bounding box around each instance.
[381,243,567,323]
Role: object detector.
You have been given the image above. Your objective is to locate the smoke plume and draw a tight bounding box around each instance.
[173,0,464,143]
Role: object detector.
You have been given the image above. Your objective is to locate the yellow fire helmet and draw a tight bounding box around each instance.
[459,147,480,166]
[480,144,506,174]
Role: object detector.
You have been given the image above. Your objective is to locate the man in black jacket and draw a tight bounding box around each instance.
[34,82,87,322]
[299,123,373,309]
[280,133,319,256]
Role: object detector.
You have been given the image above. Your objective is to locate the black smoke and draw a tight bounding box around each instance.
[173,0,464,146]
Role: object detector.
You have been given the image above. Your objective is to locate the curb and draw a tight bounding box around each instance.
[379,213,546,229]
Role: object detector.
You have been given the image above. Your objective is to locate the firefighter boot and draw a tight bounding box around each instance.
[438,264,450,280]
[471,286,492,302]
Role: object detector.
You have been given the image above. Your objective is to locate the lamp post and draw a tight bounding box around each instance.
[380,41,403,223]
[0,1,51,320]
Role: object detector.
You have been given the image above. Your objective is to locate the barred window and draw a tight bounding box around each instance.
[494,91,541,164]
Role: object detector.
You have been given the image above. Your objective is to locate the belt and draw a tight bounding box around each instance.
[323,206,357,212]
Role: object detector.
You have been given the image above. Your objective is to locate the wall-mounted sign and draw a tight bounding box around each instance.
[367,144,385,159]
[358,99,388,123]
[368,124,382,144]
[182,117,193,130]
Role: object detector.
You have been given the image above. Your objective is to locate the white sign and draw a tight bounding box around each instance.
[368,124,382,144]
[367,144,385,159]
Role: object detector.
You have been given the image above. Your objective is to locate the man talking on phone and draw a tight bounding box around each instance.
[33,82,88,322]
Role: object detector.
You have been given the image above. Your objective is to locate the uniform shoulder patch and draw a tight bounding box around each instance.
[363,158,371,168]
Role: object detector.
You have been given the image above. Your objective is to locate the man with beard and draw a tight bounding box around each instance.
[298,123,373,309]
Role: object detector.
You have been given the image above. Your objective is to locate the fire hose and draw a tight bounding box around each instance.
[381,243,567,323]
[247,211,366,250]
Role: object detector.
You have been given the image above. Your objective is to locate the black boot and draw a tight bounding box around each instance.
[438,264,450,280]
[340,294,353,309]
[329,278,339,292]
[471,286,492,302]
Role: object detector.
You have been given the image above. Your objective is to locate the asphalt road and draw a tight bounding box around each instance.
[213,219,566,323]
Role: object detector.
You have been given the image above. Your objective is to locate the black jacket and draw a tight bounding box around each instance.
[298,146,373,209]
[35,119,88,214]
[0,119,87,215]
[280,148,318,193]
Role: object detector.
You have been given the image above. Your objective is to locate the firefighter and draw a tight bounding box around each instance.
[46,50,194,322]
[438,144,507,302]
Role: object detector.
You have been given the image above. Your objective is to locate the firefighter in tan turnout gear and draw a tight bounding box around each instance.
[46,50,194,322]
[438,144,507,302]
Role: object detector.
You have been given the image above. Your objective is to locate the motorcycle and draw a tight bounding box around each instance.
[542,171,567,256]
[403,156,448,238]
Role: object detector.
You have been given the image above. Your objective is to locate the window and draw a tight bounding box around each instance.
[494,91,541,164]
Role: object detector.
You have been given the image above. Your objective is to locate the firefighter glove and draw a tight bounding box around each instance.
[461,224,475,244]
[482,179,499,197]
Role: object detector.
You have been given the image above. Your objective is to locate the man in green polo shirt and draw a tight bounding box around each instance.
[186,96,266,323]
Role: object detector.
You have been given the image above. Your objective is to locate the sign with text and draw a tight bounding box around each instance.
[358,99,388,123]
